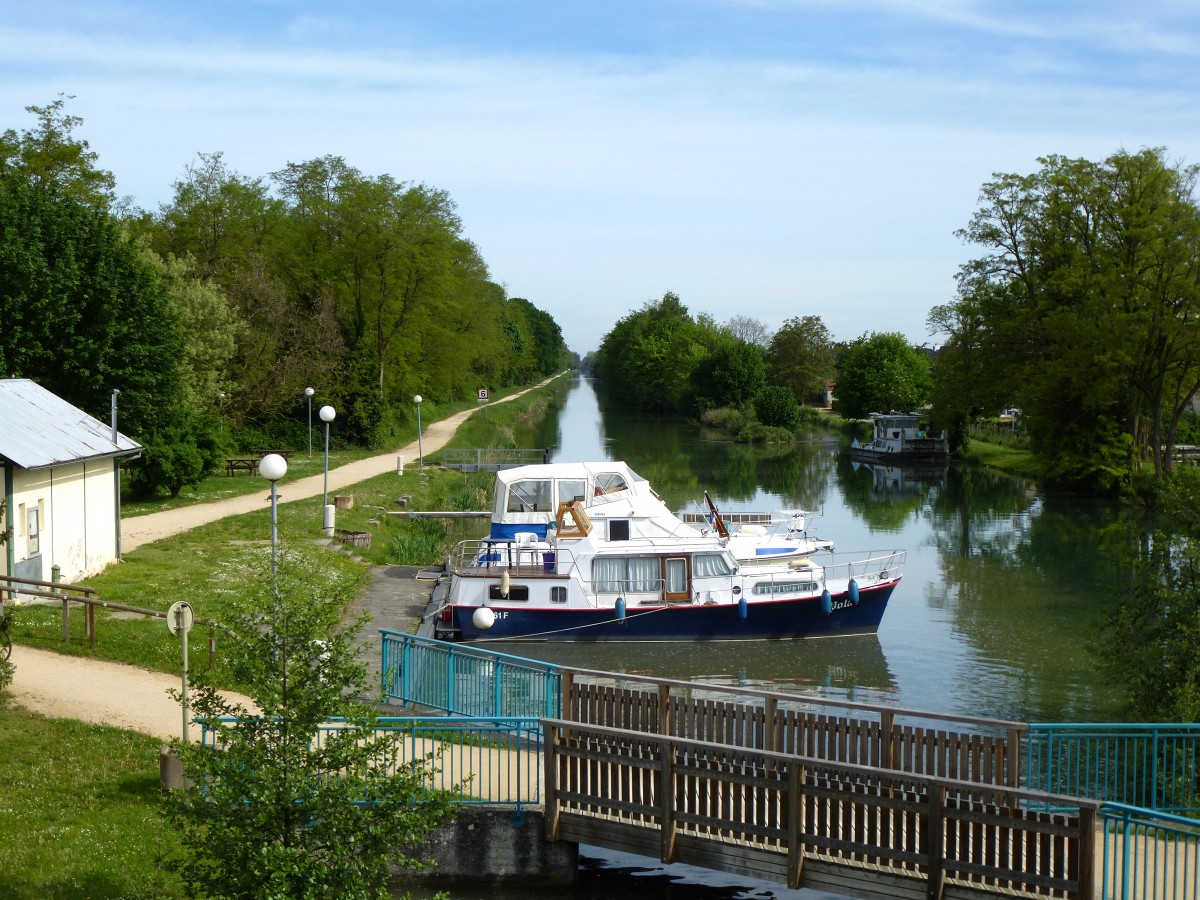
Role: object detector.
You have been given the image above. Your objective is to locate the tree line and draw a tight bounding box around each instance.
[593,147,1200,497]
[0,97,571,498]
[590,293,931,436]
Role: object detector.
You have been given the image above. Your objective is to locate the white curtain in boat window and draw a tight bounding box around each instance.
[692,553,733,578]
[593,556,661,592]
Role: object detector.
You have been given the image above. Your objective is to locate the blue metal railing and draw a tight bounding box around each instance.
[200,715,542,810]
[1102,803,1200,900]
[1026,723,1200,813]
[381,630,561,718]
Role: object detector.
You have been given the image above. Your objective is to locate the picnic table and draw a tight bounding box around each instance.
[225,457,259,476]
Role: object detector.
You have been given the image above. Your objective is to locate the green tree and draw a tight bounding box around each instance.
[767,315,835,405]
[834,332,931,420]
[754,385,802,429]
[0,94,116,207]
[0,173,186,442]
[166,564,456,899]
[947,148,1200,488]
[690,335,766,412]
[927,279,1011,454]
[593,292,706,413]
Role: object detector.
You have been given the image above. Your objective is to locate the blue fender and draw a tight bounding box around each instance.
[820,589,832,615]
[848,579,860,605]
[738,596,748,620]
[615,596,626,620]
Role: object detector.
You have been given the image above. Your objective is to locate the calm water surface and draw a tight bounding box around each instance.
[424,374,1144,899]
[514,374,1136,724]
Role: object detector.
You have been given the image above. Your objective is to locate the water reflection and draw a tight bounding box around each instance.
[521,374,1131,724]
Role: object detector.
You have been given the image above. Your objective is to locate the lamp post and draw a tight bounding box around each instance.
[305,387,314,456]
[319,405,336,513]
[414,395,424,479]
[259,453,288,588]
[111,389,122,560]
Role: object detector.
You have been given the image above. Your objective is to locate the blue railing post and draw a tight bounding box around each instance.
[1119,807,1133,900]
[1151,726,1160,810]
[495,659,505,717]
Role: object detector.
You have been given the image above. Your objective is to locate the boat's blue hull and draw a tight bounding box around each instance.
[446,581,898,642]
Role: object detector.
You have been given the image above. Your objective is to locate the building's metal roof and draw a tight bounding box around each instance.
[0,379,142,470]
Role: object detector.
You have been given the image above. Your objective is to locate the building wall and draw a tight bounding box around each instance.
[10,460,117,584]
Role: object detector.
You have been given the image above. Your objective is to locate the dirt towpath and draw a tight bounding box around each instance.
[7,377,561,738]
[124,398,504,551]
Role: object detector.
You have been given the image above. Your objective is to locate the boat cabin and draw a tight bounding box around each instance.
[488,462,660,540]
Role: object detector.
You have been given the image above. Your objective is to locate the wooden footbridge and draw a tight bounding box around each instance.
[381,631,1200,900]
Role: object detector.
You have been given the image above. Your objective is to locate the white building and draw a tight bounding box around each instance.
[1,379,141,585]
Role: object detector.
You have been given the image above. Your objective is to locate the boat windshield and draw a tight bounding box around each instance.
[506,479,553,512]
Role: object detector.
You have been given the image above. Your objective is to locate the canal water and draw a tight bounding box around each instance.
[413,374,1144,900]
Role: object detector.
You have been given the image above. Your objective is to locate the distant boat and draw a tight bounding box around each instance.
[431,461,905,642]
[850,412,948,463]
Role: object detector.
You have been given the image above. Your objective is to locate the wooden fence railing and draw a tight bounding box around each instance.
[561,670,1026,790]
[0,573,220,666]
[544,718,1099,899]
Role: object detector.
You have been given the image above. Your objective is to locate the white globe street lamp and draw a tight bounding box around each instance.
[319,405,336,513]
[259,453,288,586]
[414,395,424,479]
[305,387,315,456]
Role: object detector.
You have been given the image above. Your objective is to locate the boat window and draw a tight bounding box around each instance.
[557,479,587,507]
[609,520,630,541]
[593,472,629,495]
[593,556,661,592]
[507,479,552,512]
[752,581,818,595]
[550,586,568,603]
[692,553,734,577]
[664,558,688,593]
[489,584,529,602]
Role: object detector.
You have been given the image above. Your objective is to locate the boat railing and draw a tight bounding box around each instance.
[448,539,579,577]
[749,549,905,588]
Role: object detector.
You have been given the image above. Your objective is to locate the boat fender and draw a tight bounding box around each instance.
[472,606,496,630]
[848,579,860,605]
[500,569,511,597]
[615,596,626,621]
[820,589,832,615]
[738,596,748,620]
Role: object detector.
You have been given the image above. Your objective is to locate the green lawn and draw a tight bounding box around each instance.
[0,707,182,899]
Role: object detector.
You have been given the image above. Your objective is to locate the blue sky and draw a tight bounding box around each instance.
[3,2,1198,354]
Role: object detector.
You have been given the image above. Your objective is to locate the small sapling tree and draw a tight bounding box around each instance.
[164,555,456,899]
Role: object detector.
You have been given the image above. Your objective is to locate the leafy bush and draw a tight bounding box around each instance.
[700,407,750,433]
[737,424,795,444]
[754,386,802,429]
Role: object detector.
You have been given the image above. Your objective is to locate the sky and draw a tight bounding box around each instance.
[3,2,1198,355]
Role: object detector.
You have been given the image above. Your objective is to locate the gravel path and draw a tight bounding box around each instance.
[5,380,555,738]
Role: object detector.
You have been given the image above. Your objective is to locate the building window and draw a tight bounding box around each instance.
[27,507,40,556]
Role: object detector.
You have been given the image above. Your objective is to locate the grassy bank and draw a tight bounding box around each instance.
[0,376,570,896]
[9,375,569,681]
[0,707,180,899]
